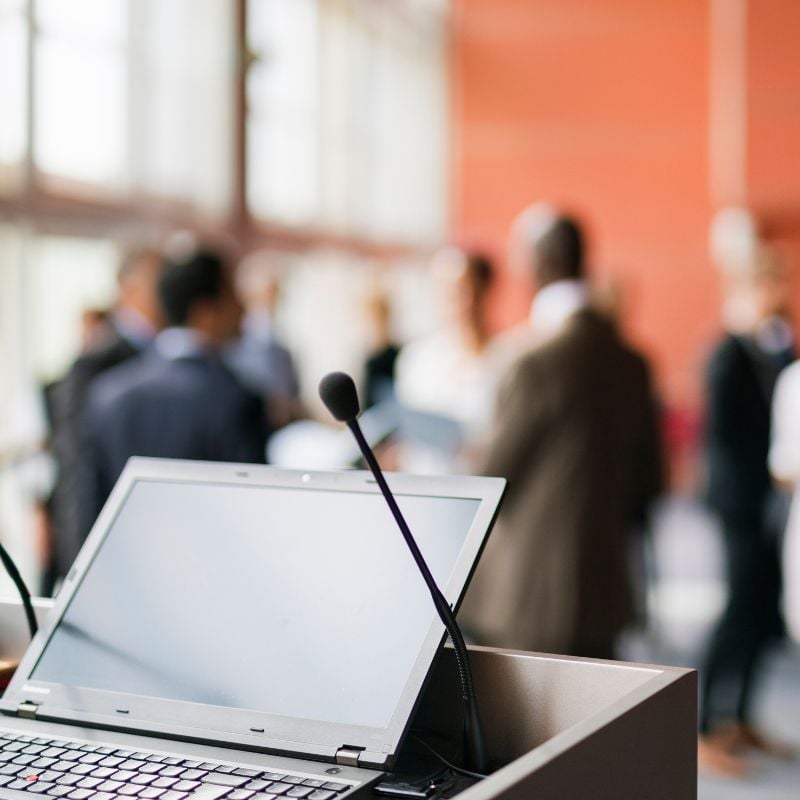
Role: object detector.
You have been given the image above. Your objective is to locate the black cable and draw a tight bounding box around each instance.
[0,541,38,639]
[348,420,487,774]
[412,734,488,781]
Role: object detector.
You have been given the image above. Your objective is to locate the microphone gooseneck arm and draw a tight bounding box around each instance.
[0,541,38,639]
[346,418,488,774]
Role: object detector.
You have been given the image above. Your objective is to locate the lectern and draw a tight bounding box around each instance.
[0,597,697,799]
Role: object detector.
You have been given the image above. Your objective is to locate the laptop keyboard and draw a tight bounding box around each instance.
[0,732,353,800]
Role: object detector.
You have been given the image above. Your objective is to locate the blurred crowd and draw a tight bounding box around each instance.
[16,202,800,780]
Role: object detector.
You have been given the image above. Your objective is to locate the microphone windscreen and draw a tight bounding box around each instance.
[318,371,361,422]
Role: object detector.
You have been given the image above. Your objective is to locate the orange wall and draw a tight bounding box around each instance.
[451,0,800,414]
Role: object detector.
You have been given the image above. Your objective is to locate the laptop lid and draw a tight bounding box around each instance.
[2,458,504,770]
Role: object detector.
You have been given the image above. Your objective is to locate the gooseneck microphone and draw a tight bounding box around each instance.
[318,371,488,775]
[0,541,38,639]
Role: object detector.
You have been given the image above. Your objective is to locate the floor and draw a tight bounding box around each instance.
[633,498,800,799]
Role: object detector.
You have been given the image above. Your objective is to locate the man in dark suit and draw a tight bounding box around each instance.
[460,211,663,660]
[77,249,269,536]
[47,248,164,585]
[699,255,793,775]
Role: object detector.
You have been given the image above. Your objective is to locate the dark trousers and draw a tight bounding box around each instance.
[699,512,783,733]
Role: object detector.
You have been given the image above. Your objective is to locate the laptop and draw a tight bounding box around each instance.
[0,458,504,800]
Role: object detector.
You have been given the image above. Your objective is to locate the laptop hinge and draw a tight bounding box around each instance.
[335,747,364,767]
[17,701,41,720]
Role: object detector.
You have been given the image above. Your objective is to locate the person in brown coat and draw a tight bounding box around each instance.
[460,211,663,659]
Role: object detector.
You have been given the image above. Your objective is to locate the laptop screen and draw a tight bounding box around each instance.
[30,478,479,731]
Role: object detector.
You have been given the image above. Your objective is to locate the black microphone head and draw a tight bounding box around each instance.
[318,371,361,422]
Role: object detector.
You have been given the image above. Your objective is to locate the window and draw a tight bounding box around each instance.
[35,0,128,190]
[247,0,448,243]
[0,0,27,192]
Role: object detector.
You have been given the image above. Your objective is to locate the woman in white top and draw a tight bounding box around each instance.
[769,359,800,643]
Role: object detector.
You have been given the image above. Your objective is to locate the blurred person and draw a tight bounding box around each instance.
[226,252,302,430]
[395,247,497,437]
[77,249,268,536]
[46,248,164,588]
[699,249,794,776]
[459,211,663,660]
[362,291,400,409]
[770,358,800,645]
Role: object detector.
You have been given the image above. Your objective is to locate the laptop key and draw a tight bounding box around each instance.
[228,791,254,800]
[31,758,57,769]
[232,770,260,779]
[0,764,24,775]
[28,781,55,794]
[71,764,97,776]
[171,781,200,792]
[52,761,76,772]
[201,773,248,788]
[119,785,144,796]
[13,755,38,766]
[22,745,47,755]
[55,775,82,786]
[139,763,164,774]
[285,789,313,799]
[306,793,334,800]
[260,775,287,783]
[161,759,183,767]
[213,766,236,774]
[131,775,157,786]
[36,772,61,783]
[47,786,73,797]
[152,777,178,789]
[66,790,95,800]
[159,767,185,778]
[8,779,33,790]
[41,749,67,759]
[181,771,208,782]
[110,771,138,782]
[244,781,269,791]
[76,777,102,789]
[197,765,220,772]
[98,757,124,768]
[300,782,324,789]
[179,761,203,769]
[159,792,188,800]
[79,746,100,753]
[92,794,117,800]
[138,789,166,799]
[97,780,124,792]
[321,783,348,793]
[119,760,147,771]
[263,784,291,796]
[89,768,117,779]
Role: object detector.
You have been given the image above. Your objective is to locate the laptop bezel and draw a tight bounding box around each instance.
[1,457,504,769]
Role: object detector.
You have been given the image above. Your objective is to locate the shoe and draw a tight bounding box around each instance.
[698,735,752,779]
[721,723,795,760]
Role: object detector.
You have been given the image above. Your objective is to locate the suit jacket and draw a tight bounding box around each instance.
[705,334,784,521]
[49,325,141,576]
[77,349,268,538]
[459,309,663,655]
